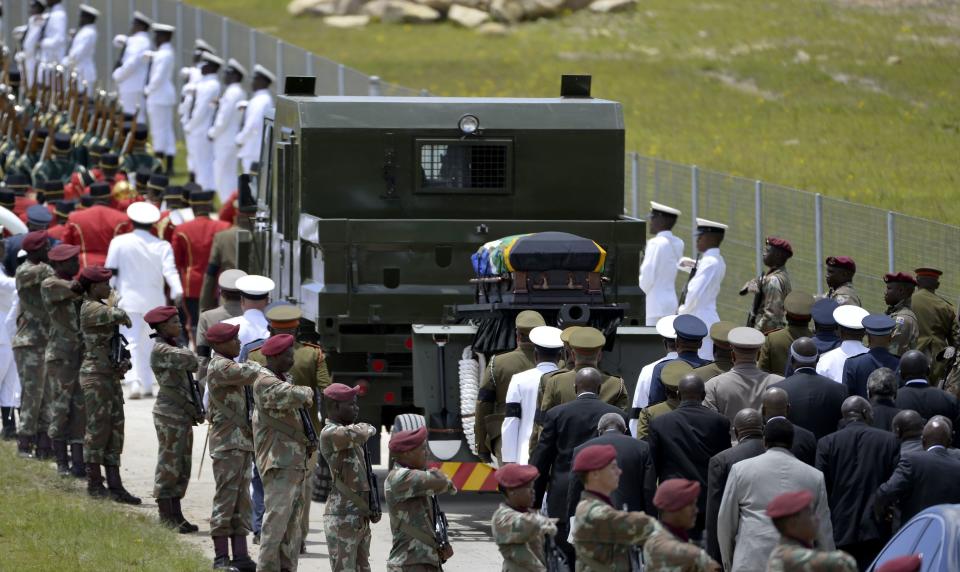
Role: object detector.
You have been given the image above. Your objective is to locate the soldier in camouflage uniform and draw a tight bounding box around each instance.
[319,383,379,571]
[385,426,458,571]
[636,361,693,440]
[145,305,204,533]
[475,310,544,464]
[252,333,315,572]
[42,244,87,478]
[205,321,260,572]
[14,230,54,459]
[572,444,660,571]
[644,479,720,571]
[78,266,141,504]
[740,237,793,333]
[824,257,862,307]
[490,463,558,571]
[883,272,920,357]
[765,490,857,572]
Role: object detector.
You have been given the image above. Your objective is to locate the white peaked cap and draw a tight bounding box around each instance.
[655,315,678,340]
[650,201,681,216]
[235,275,275,297]
[834,305,869,330]
[696,217,728,231]
[253,64,276,84]
[126,202,161,225]
[529,326,563,349]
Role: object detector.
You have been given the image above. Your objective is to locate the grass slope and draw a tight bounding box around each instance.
[0,444,209,571]
[189,0,960,223]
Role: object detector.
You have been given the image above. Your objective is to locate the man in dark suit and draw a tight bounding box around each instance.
[566,412,656,519]
[771,337,847,439]
[815,396,900,570]
[896,351,960,428]
[876,418,960,525]
[892,409,924,455]
[530,367,627,562]
[648,372,730,540]
[867,367,901,431]
[761,387,817,465]
[705,407,765,563]
[843,314,901,399]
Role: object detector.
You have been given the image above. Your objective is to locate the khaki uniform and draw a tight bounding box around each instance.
[691,357,732,384]
[826,283,861,308]
[384,465,457,571]
[538,366,629,413]
[319,420,375,571]
[491,503,556,571]
[759,324,812,376]
[643,527,719,571]
[150,340,201,500]
[199,226,241,312]
[766,537,857,572]
[912,288,958,382]
[475,345,535,462]
[14,259,54,438]
[573,491,660,571]
[752,267,792,333]
[704,364,784,439]
[636,398,678,440]
[41,275,85,443]
[886,299,919,357]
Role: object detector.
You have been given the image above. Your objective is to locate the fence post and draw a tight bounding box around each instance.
[337,64,345,95]
[305,55,314,83]
[690,165,699,257]
[152,0,159,21]
[815,193,824,296]
[887,211,895,273]
[249,28,256,71]
[276,41,284,92]
[221,16,228,59]
[369,76,381,97]
[175,1,183,79]
[754,180,763,275]
[630,152,639,218]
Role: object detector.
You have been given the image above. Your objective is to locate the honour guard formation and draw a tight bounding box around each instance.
[0,5,959,572]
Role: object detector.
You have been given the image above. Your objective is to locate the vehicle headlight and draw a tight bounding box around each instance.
[458,114,479,135]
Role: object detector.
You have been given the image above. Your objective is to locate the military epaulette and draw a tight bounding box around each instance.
[936,293,956,308]
[300,341,326,362]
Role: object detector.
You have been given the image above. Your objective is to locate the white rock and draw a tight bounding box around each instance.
[380,0,442,22]
[324,14,371,27]
[794,49,811,64]
[288,0,329,16]
[886,55,901,66]
[361,0,390,18]
[490,0,524,22]
[588,0,635,13]
[476,21,509,35]
[449,4,491,27]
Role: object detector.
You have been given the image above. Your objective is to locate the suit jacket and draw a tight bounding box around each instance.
[530,393,627,521]
[648,401,731,533]
[896,382,960,429]
[815,420,900,547]
[790,422,818,466]
[899,437,922,456]
[566,432,657,519]
[842,348,900,399]
[871,399,901,432]
[705,435,765,563]
[771,368,847,440]
[876,447,960,524]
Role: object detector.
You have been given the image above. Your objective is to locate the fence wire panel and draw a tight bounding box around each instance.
[225,18,253,76]
[820,197,889,313]
[253,31,279,96]
[282,44,309,85]
[312,56,342,95]
[761,183,820,300]
[342,65,372,96]
[893,215,960,306]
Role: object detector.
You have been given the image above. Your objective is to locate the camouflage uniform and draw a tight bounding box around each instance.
[642,527,718,571]
[150,339,201,500]
[14,259,54,440]
[384,464,457,571]
[253,367,314,572]
[207,355,261,537]
[766,537,857,572]
[573,491,660,571]
[886,298,920,357]
[319,419,376,571]
[476,344,535,462]
[42,275,85,443]
[826,283,861,308]
[79,298,130,465]
[751,267,792,333]
[491,503,557,571]
[636,398,678,440]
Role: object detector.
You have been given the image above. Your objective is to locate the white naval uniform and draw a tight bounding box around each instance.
[145,42,177,156]
[39,3,67,65]
[236,88,274,172]
[111,30,151,121]
[64,23,97,94]
[0,273,20,408]
[183,72,221,190]
[500,362,557,465]
[639,230,684,326]
[179,66,203,173]
[208,81,246,204]
[815,339,868,383]
[629,351,677,437]
[104,229,183,396]
[678,247,726,360]
[22,15,45,87]
[224,309,269,361]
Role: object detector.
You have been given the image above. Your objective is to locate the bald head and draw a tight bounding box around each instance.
[899,350,930,381]
[574,367,603,395]
[678,373,705,402]
[761,387,790,421]
[790,337,819,367]
[597,412,626,435]
[922,418,953,449]
[733,408,763,441]
[892,409,924,441]
[930,415,954,431]
[840,395,872,423]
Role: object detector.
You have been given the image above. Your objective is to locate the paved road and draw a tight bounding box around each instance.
[121,397,504,571]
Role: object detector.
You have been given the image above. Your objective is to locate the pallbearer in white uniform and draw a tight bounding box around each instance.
[639,201,684,326]
[678,217,728,361]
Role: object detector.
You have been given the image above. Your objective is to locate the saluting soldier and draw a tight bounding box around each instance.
[824,256,861,307]
[691,321,736,383]
[475,310,544,464]
[33,133,85,186]
[644,479,721,571]
[639,201,684,326]
[912,268,958,381]
[538,327,629,413]
[145,305,202,534]
[759,291,814,376]
[144,23,177,175]
[491,464,559,570]
[636,361,693,440]
[196,269,248,383]
[765,490,857,572]
[678,218,728,360]
[741,237,793,333]
[112,11,153,121]
[884,272,920,356]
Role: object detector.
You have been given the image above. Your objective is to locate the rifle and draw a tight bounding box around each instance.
[678,253,701,307]
[743,272,764,328]
[431,495,453,564]
[362,442,382,522]
[29,60,40,102]
[187,372,206,425]
[544,534,571,572]
[118,107,138,158]
[109,330,132,370]
[297,406,318,455]
[21,123,37,155]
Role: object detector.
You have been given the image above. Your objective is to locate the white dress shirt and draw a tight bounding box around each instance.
[40,4,67,63]
[639,230,684,325]
[209,82,246,146]
[65,24,97,92]
[629,351,677,436]
[145,43,176,106]
[236,88,274,164]
[112,30,151,94]
[815,339,868,383]
[183,73,221,135]
[104,229,183,314]
[225,309,269,361]
[500,362,557,465]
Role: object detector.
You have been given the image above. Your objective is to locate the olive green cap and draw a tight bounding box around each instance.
[559,326,581,344]
[265,304,302,322]
[569,327,605,351]
[515,310,546,332]
[784,291,814,317]
[662,360,694,389]
[709,321,737,343]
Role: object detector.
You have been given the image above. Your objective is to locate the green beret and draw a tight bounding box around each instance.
[784,291,814,317]
[709,321,737,343]
[569,327,605,351]
[662,360,694,389]
[515,310,546,332]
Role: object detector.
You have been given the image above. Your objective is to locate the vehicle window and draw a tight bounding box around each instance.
[416,139,512,194]
[913,519,943,570]
[873,518,929,565]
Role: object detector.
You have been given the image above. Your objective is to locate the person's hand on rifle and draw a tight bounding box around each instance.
[542,517,559,537]
[69,279,84,295]
[740,277,760,296]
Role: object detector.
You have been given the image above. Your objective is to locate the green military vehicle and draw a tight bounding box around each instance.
[245,76,664,489]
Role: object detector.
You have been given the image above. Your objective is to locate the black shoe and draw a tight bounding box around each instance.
[70,444,86,479]
[35,433,53,460]
[252,533,260,545]
[104,465,142,505]
[212,555,238,571]
[54,440,71,476]
[229,556,256,572]
[173,498,198,533]
[17,435,34,458]
[86,463,109,498]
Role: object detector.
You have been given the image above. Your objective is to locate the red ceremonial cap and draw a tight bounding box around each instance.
[766,236,793,257]
[21,230,48,252]
[80,266,112,283]
[47,243,81,262]
[825,256,856,272]
[494,464,539,489]
[876,555,921,572]
[143,306,178,326]
[766,490,813,519]
[653,478,701,512]
[884,272,917,286]
[914,267,942,278]
[572,444,617,473]
[389,426,427,453]
[205,322,240,344]
[261,333,295,357]
[322,383,360,402]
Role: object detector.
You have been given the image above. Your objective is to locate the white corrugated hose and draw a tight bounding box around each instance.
[458,346,482,457]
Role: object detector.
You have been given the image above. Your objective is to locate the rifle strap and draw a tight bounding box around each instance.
[398,521,440,550]
[258,412,308,445]
[332,478,372,517]
[207,391,250,434]
[157,386,199,418]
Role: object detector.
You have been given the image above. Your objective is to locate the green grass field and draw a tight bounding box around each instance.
[0,444,209,571]
[189,0,960,224]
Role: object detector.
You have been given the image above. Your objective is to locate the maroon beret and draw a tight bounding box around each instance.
[47,243,81,262]
[21,230,48,252]
[205,322,240,344]
[884,272,917,286]
[80,266,112,283]
[494,464,539,489]
[766,490,813,519]
[825,256,856,272]
[261,333,295,357]
[766,236,793,257]
[143,305,179,326]
[322,383,360,402]
[877,555,921,572]
[389,426,427,453]
[653,478,701,512]
[572,444,617,473]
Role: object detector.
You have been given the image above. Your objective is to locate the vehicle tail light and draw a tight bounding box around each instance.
[356,379,369,396]
[404,337,413,351]
[371,358,386,373]
[384,391,396,404]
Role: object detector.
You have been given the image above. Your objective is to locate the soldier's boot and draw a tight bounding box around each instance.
[212,537,239,571]
[1,407,16,440]
[165,155,175,176]
[157,498,179,528]
[104,465,142,505]
[35,433,53,460]
[85,463,109,498]
[16,434,35,458]
[70,444,86,479]
[54,439,71,476]
[172,497,199,533]
[229,535,256,572]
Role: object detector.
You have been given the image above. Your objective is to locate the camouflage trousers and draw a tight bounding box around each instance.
[386,564,441,571]
[46,355,86,443]
[210,448,253,537]
[323,514,372,572]
[258,467,305,572]
[80,373,125,465]
[300,450,318,541]
[15,345,49,436]
[153,419,193,499]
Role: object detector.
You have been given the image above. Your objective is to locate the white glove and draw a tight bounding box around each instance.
[112,34,128,49]
[179,66,192,79]
[142,51,154,62]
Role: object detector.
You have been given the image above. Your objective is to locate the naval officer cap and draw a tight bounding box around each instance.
[515,310,545,332]
[673,315,707,341]
[151,22,175,34]
[200,52,224,67]
[26,204,53,225]
[132,10,153,26]
[695,217,727,235]
[79,4,101,18]
[650,201,681,217]
[218,269,248,292]
[655,315,677,340]
[253,64,276,84]
[226,59,248,79]
[235,275,274,300]
[727,326,765,349]
[661,360,693,390]
[862,314,896,336]
[784,291,814,318]
[194,39,215,54]
[833,305,869,330]
[811,298,839,327]
[569,327,605,351]
[529,326,563,350]
[127,201,161,225]
[709,321,737,344]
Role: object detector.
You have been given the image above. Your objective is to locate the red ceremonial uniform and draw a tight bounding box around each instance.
[13,195,38,219]
[62,205,132,268]
[153,210,175,242]
[47,223,67,241]
[171,215,230,299]
[218,191,238,226]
